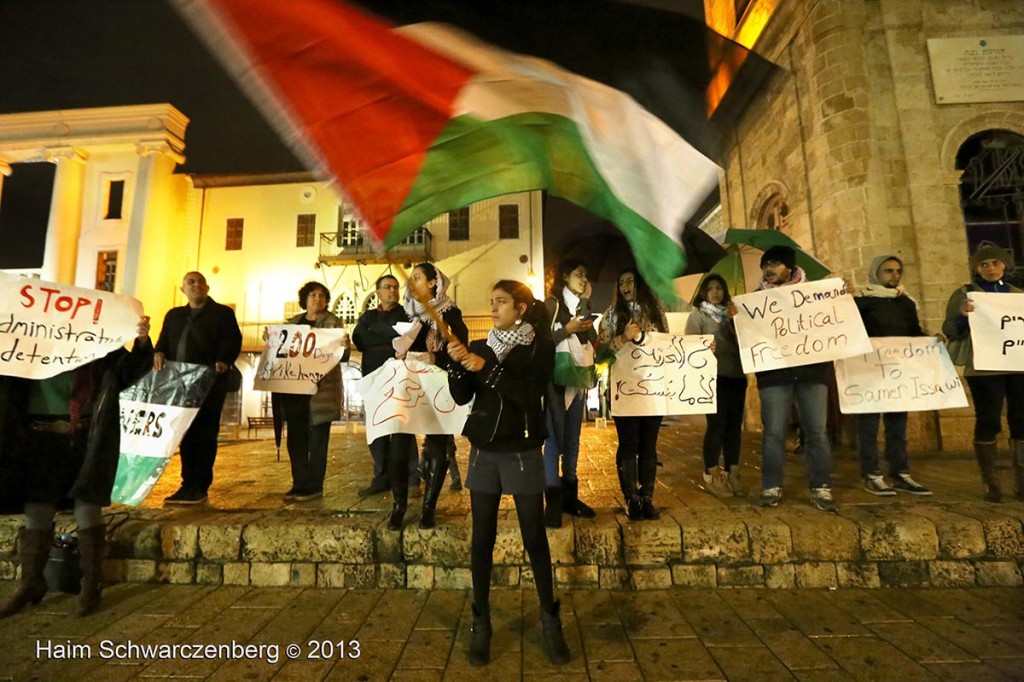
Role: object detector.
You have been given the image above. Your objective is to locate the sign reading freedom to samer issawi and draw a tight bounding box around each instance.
[610,332,717,416]
[732,278,872,374]
[967,291,1024,371]
[0,273,145,380]
[253,325,349,395]
[835,337,968,414]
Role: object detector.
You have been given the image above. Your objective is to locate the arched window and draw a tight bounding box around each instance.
[956,130,1024,283]
[331,292,357,326]
[362,292,380,312]
[757,194,791,232]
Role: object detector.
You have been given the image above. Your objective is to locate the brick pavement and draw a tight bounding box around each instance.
[0,582,1021,681]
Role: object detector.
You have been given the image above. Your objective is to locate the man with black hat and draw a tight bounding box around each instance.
[854,255,931,496]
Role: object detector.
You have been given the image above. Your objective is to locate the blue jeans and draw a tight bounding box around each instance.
[856,412,908,477]
[759,382,832,490]
[543,392,584,487]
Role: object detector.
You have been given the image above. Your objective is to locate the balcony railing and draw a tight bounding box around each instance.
[319,227,432,264]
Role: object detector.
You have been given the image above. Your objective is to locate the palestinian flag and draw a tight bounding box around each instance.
[174,0,725,301]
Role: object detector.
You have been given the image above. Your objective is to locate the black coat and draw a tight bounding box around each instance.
[0,339,153,508]
[855,296,925,337]
[448,337,554,452]
[410,307,469,371]
[154,297,242,368]
[352,305,410,375]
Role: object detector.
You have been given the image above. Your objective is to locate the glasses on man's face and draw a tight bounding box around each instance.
[378,284,399,291]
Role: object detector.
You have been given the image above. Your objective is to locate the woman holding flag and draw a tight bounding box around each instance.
[598,268,669,520]
[447,279,570,667]
[392,262,468,530]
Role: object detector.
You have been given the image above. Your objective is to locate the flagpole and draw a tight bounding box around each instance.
[386,257,457,345]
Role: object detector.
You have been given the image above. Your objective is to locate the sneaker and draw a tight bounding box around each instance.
[290,490,323,502]
[893,473,932,496]
[726,466,745,497]
[165,487,208,505]
[863,475,897,497]
[760,487,782,507]
[701,468,728,496]
[810,487,837,512]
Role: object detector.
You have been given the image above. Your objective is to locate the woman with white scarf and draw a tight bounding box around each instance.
[389,262,468,531]
[599,268,669,519]
[685,274,747,497]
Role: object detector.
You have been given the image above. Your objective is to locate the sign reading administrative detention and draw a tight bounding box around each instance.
[610,332,717,416]
[357,355,469,444]
[253,325,349,395]
[0,273,144,380]
[835,337,967,414]
[733,278,871,374]
[967,291,1024,371]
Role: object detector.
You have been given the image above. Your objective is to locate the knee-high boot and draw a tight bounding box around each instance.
[388,438,411,530]
[75,526,105,617]
[1012,439,1024,501]
[0,528,51,618]
[974,440,1002,503]
[419,448,448,529]
[617,459,641,520]
[561,477,595,518]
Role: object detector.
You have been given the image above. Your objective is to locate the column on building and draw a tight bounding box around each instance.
[40,147,88,284]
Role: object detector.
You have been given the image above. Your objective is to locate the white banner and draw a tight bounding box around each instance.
[253,325,349,395]
[357,355,470,443]
[733,278,871,373]
[610,332,717,416]
[835,337,968,414]
[111,362,215,506]
[968,291,1024,371]
[0,273,144,379]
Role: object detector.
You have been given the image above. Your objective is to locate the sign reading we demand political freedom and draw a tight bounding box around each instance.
[732,278,872,374]
[0,274,144,379]
[610,332,717,416]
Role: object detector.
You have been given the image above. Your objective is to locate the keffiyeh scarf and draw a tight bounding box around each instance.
[759,266,806,290]
[487,323,536,362]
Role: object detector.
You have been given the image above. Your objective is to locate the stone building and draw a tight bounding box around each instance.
[704,0,1024,448]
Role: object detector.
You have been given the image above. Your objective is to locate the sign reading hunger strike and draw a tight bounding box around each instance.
[610,332,717,416]
[0,273,144,380]
[835,337,968,414]
[357,355,469,444]
[967,291,1024,371]
[253,325,349,395]
[732,278,872,374]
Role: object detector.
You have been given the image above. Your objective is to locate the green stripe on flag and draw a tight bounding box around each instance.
[385,113,686,303]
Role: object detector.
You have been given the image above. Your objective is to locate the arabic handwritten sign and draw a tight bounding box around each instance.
[967,291,1024,371]
[356,355,470,443]
[733,278,871,373]
[111,361,215,506]
[253,325,349,395]
[610,332,717,416]
[835,337,967,414]
[0,273,144,379]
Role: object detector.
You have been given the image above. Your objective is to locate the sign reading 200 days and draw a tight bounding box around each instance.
[732,278,872,374]
[253,325,349,395]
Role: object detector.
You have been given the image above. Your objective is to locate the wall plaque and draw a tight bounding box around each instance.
[927,36,1024,104]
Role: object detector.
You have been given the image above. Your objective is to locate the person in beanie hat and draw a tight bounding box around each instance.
[943,243,1024,502]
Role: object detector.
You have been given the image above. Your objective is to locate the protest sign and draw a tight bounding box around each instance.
[357,355,470,444]
[253,325,349,395]
[732,278,871,373]
[0,273,144,380]
[835,336,968,414]
[111,361,215,506]
[967,291,1024,371]
[610,332,717,416]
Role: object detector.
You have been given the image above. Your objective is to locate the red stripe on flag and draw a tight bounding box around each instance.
[205,0,474,242]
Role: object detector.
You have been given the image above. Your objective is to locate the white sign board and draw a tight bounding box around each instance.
[0,273,144,379]
[357,356,470,443]
[732,278,871,374]
[928,36,1024,104]
[968,291,1024,371]
[610,332,717,416]
[253,325,349,395]
[835,337,968,414]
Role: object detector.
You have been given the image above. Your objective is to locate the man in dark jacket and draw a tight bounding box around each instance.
[750,246,838,512]
[854,255,931,496]
[352,274,418,495]
[154,272,242,505]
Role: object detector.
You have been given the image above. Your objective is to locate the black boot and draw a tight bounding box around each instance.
[1012,439,1024,501]
[468,603,492,666]
[974,440,1002,502]
[75,526,105,617]
[419,450,448,529]
[626,496,643,521]
[640,495,660,520]
[617,459,639,515]
[0,528,51,618]
[387,439,410,531]
[544,487,563,528]
[540,600,571,665]
[561,477,595,518]
[448,438,463,492]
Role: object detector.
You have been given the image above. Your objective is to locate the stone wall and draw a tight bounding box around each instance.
[715,0,1024,450]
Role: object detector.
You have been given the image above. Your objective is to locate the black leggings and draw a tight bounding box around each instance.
[702,375,748,470]
[965,373,1024,441]
[470,490,554,614]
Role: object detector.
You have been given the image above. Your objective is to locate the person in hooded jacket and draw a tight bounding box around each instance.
[853,255,931,497]
[943,244,1024,502]
[447,279,570,668]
